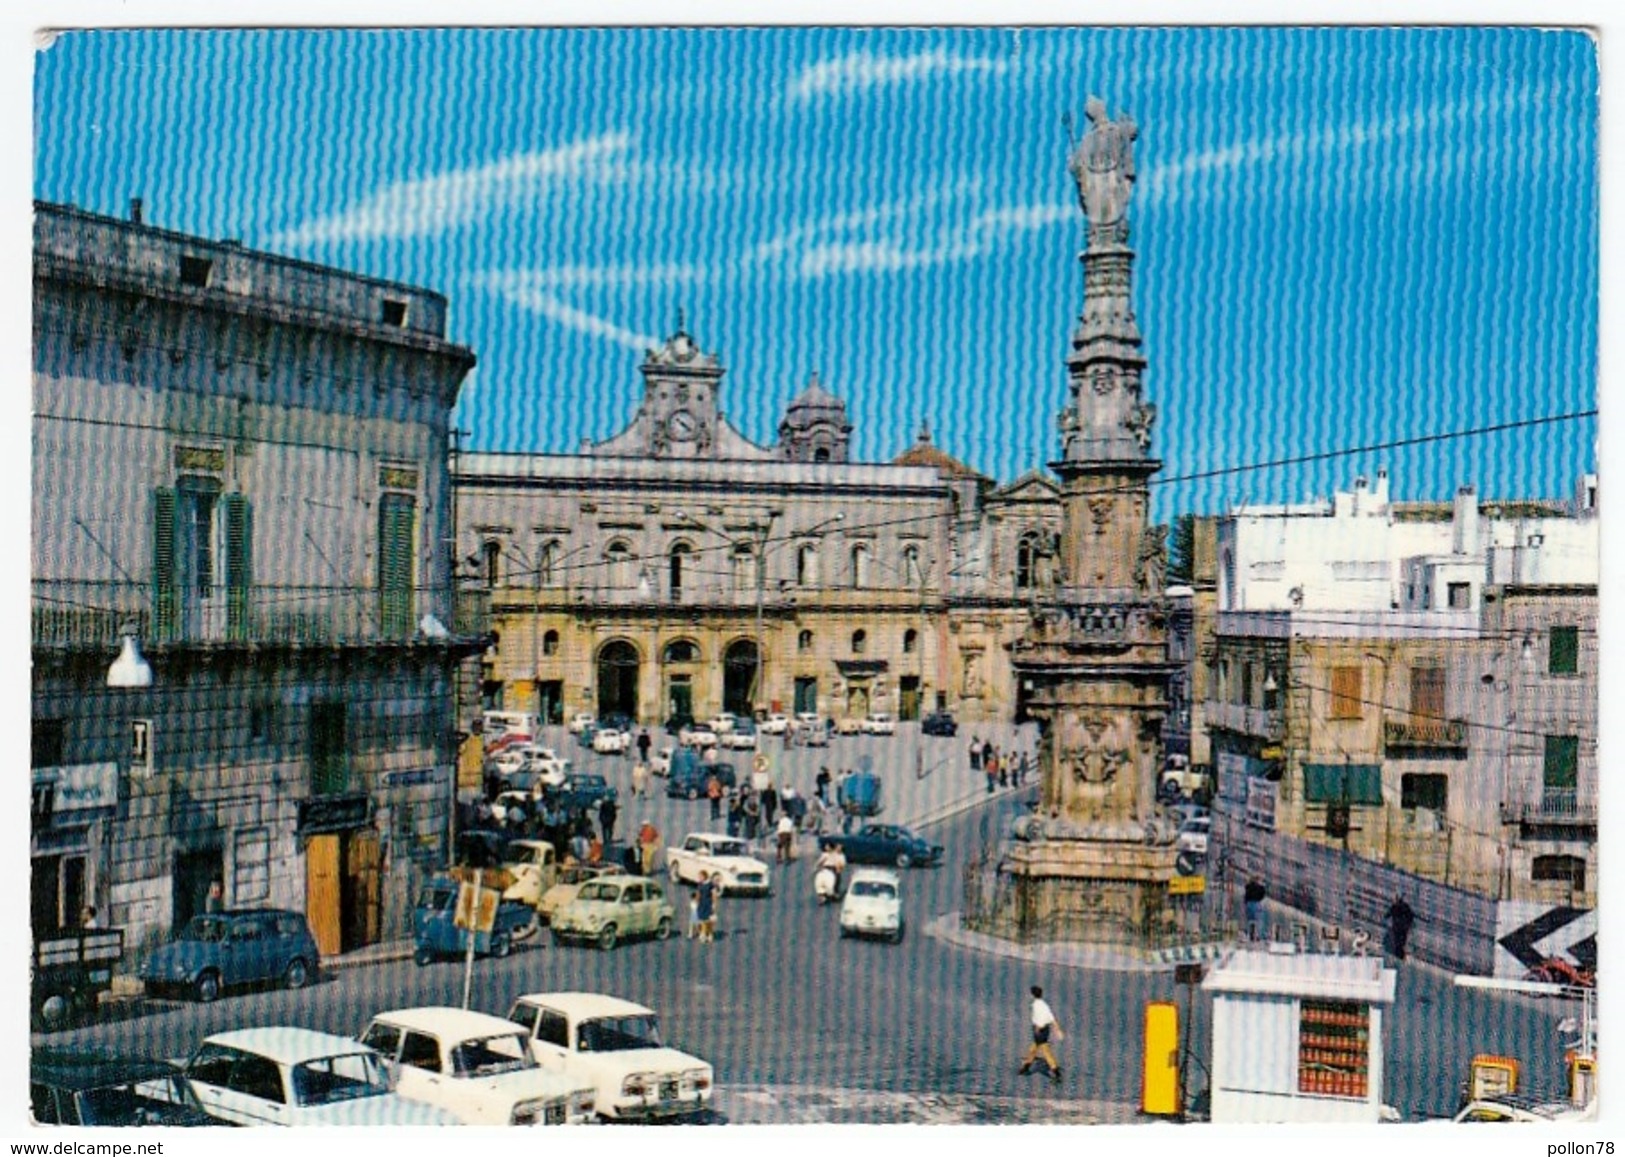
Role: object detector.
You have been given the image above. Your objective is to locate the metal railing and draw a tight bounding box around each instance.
[1383,716,1468,748]
[1203,699,1285,740]
[33,580,486,649]
[1501,788,1597,825]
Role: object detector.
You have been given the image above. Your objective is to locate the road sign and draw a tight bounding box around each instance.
[1169,875,1206,895]
[1153,943,1233,966]
[454,881,499,934]
[752,753,770,774]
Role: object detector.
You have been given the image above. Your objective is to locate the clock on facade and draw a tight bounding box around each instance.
[666,409,699,441]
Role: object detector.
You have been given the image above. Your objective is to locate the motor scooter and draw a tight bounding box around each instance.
[814,865,839,905]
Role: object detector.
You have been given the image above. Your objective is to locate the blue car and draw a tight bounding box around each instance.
[666,750,737,799]
[819,824,943,869]
[138,909,320,1003]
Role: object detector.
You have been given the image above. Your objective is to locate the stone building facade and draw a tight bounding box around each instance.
[30,202,481,958]
[453,337,1065,731]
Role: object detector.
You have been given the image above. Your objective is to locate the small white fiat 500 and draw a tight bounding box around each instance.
[839,868,904,943]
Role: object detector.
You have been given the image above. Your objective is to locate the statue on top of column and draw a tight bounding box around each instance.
[1068,96,1138,229]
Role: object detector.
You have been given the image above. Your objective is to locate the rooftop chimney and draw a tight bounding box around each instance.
[129,197,143,225]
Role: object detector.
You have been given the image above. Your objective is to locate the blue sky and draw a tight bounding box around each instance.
[32,26,1599,520]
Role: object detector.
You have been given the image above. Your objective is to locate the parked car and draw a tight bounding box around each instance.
[706,714,736,735]
[139,910,319,1004]
[184,1027,458,1126]
[501,839,559,908]
[721,719,758,749]
[760,713,789,735]
[795,713,830,747]
[861,712,897,736]
[599,712,634,735]
[359,1007,596,1125]
[820,824,943,869]
[592,727,632,755]
[840,868,904,943]
[835,716,864,736]
[1452,1095,1597,1123]
[456,828,509,870]
[550,875,676,950]
[663,712,696,737]
[679,724,719,749]
[544,773,618,814]
[484,711,538,742]
[666,751,736,799]
[536,864,620,925]
[507,991,714,1122]
[920,710,958,737]
[412,876,536,965]
[567,713,597,735]
[490,746,569,791]
[31,1049,212,1126]
[664,832,773,894]
[1176,815,1211,856]
[649,745,675,776]
[490,791,535,826]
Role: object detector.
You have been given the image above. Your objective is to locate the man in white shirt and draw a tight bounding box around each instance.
[1019,985,1064,1083]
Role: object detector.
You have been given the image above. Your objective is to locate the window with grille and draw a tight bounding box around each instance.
[377,492,416,637]
[1329,665,1362,719]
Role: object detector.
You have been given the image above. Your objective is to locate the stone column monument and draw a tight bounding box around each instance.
[974,98,1180,948]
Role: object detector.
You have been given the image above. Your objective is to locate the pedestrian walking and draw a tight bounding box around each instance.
[1244,878,1266,940]
[638,820,661,876]
[970,736,984,771]
[727,791,743,837]
[696,872,719,943]
[986,759,998,795]
[1019,985,1064,1084]
[743,791,761,842]
[991,747,1006,788]
[815,767,832,805]
[598,796,619,847]
[762,783,779,828]
[707,772,723,820]
[1387,895,1416,961]
[631,761,649,800]
[686,885,700,939]
[1017,751,1032,787]
[775,812,796,863]
[637,729,652,763]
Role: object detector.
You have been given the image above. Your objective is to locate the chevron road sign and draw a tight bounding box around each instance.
[1154,943,1234,966]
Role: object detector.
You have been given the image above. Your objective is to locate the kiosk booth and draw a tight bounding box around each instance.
[1203,946,1396,1123]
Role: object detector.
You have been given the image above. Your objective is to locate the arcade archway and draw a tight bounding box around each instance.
[722,638,759,717]
[596,639,640,721]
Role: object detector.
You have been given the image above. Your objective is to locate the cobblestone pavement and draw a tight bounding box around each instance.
[717,1084,1143,1125]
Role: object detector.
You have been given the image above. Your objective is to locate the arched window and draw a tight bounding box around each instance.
[813,447,831,463]
[1532,854,1587,893]
[669,541,694,597]
[542,629,560,657]
[852,629,867,655]
[1016,533,1039,591]
[851,544,870,589]
[798,629,814,654]
[903,628,918,654]
[797,543,819,587]
[902,545,923,588]
[664,639,699,664]
[538,540,560,586]
[482,540,501,586]
[605,541,634,589]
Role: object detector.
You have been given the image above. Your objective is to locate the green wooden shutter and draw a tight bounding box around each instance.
[224,493,252,641]
[1549,626,1579,675]
[378,494,416,638]
[1544,735,1579,790]
[151,487,178,642]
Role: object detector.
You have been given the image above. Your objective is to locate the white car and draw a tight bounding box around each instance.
[502,839,559,908]
[649,746,675,776]
[507,992,713,1122]
[760,713,791,735]
[721,725,758,750]
[567,713,596,735]
[592,728,631,755]
[861,713,896,736]
[1176,816,1211,855]
[679,725,718,749]
[360,1007,596,1126]
[664,832,773,895]
[705,714,736,735]
[795,713,830,747]
[840,868,904,943]
[490,791,534,826]
[184,1027,459,1126]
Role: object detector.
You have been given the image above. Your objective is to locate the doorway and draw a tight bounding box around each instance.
[173,847,224,931]
[794,677,818,715]
[536,680,564,726]
[305,831,382,957]
[899,676,921,721]
[596,640,640,722]
[723,639,760,716]
[31,853,86,935]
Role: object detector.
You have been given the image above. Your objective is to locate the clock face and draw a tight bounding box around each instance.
[667,409,698,441]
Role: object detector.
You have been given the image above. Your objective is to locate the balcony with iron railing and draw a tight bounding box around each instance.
[1501,787,1597,827]
[1202,698,1285,740]
[33,579,488,650]
[490,578,938,612]
[1383,714,1469,749]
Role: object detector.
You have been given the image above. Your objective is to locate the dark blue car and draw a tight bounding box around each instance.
[819,824,943,869]
[921,710,958,737]
[544,772,618,813]
[138,909,320,1003]
[666,750,737,799]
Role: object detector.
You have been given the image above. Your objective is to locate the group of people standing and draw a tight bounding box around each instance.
[970,735,1030,793]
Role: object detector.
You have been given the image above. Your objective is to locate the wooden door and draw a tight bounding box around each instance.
[305,834,342,958]
[346,832,382,950]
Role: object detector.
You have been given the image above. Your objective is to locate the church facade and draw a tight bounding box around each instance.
[452,329,1069,733]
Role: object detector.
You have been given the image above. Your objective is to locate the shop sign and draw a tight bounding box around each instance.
[32,763,119,817]
[297,792,374,835]
[384,767,442,788]
[1245,776,1278,831]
